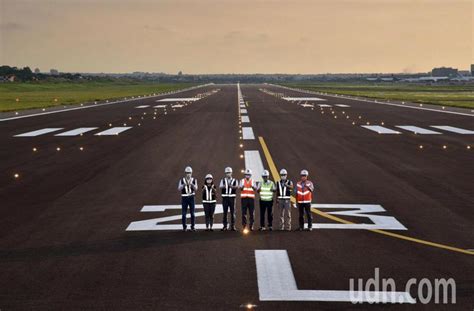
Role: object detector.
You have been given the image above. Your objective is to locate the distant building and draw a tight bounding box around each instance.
[50,69,59,75]
[432,67,458,77]
[34,68,41,74]
[471,64,474,75]
[0,75,16,83]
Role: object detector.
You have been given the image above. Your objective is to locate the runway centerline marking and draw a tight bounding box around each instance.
[153,105,167,108]
[241,116,250,123]
[55,127,99,136]
[255,250,415,303]
[157,98,199,102]
[135,105,150,109]
[258,136,474,256]
[361,125,401,134]
[244,150,264,182]
[395,126,441,135]
[14,128,63,137]
[94,127,132,136]
[282,97,326,101]
[318,104,332,107]
[242,127,255,140]
[430,125,474,134]
[240,108,248,114]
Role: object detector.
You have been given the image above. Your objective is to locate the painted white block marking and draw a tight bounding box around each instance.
[282,97,326,101]
[395,126,441,135]
[171,104,184,108]
[241,116,250,123]
[335,104,350,107]
[240,109,248,114]
[255,250,415,303]
[135,105,150,109]
[430,125,474,134]
[318,104,332,107]
[242,127,255,140]
[361,125,401,134]
[157,98,199,102]
[153,104,167,108]
[244,150,264,182]
[55,127,99,136]
[126,205,223,231]
[14,128,63,137]
[94,127,132,136]
[300,103,314,108]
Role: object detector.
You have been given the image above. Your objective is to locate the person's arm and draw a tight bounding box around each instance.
[256,181,261,192]
[308,181,314,192]
[239,179,244,189]
[287,180,294,189]
[219,179,225,189]
[178,179,184,191]
[191,178,198,190]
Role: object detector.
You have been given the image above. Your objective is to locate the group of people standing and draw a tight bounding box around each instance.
[178,166,314,232]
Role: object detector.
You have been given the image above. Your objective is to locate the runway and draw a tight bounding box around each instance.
[0,84,472,310]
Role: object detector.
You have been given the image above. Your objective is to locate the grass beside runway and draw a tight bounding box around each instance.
[0,81,197,112]
[281,83,474,109]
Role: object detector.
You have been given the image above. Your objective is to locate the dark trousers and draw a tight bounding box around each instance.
[298,203,312,229]
[181,196,195,229]
[203,202,216,228]
[222,196,236,228]
[259,200,273,228]
[241,197,255,228]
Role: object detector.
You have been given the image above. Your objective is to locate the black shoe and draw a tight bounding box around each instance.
[231,226,237,231]
[249,226,254,231]
[221,227,228,231]
[205,228,209,232]
[191,228,196,232]
[307,228,313,232]
[182,228,187,232]
[210,228,214,232]
[258,227,265,231]
[268,227,273,231]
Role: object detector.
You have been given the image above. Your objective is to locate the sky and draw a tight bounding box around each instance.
[0,0,472,74]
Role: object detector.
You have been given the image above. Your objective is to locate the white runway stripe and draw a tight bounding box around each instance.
[335,104,350,107]
[157,98,199,102]
[135,105,150,109]
[242,127,255,140]
[153,105,167,108]
[55,127,99,136]
[318,104,332,107]
[244,150,264,182]
[430,125,474,134]
[282,97,326,101]
[14,128,63,137]
[94,127,132,136]
[361,125,401,134]
[171,104,184,108]
[241,116,250,123]
[395,126,441,134]
[240,109,248,114]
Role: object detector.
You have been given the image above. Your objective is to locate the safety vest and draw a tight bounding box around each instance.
[180,177,196,197]
[221,178,237,197]
[241,178,255,199]
[259,181,274,201]
[296,181,312,203]
[277,180,292,199]
[202,184,216,203]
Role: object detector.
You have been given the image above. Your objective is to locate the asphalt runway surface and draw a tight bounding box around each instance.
[0,84,472,310]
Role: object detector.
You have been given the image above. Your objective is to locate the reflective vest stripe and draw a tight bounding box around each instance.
[181,178,195,196]
[260,182,273,201]
[241,179,255,198]
[277,181,291,199]
[203,185,216,203]
[222,178,236,197]
[296,182,312,203]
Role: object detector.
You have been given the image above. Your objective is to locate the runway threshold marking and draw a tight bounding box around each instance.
[135,105,150,108]
[361,125,401,134]
[94,127,132,136]
[54,127,99,136]
[157,98,199,102]
[395,126,441,135]
[14,128,63,137]
[255,250,414,303]
[258,136,474,256]
[430,126,474,134]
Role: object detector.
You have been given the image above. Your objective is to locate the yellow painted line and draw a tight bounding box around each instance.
[246,101,249,107]
[258,136,473,256]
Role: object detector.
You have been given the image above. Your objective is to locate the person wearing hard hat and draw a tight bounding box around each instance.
[257,170,275,231]
[178,166,198,231]
[276,168,294,231]
[295,169,314,231]
[202,174,217,231]
[239,168,257,231]
[219,167,238,231]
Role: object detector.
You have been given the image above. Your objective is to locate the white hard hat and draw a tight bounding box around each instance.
[280,169,287,175]
[262,170,270,177]
[300,169,309,176]
[225,167,233,174]
[205,174,213,179]
[244,168,252,175]
[184,166,193,173]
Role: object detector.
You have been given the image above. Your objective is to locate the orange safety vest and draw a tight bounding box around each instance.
[241,178,255,199]
[296,181,312,203]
